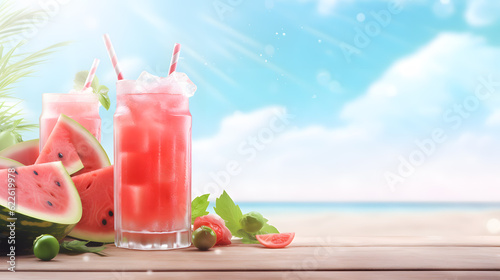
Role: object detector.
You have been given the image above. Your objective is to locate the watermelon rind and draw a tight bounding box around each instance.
[0,162,82,252]
[36,114,110,176]
[60,114,110,174]
[0,156,24,169]
[69,166,114,243]
[65,157,84,175]
[0,139,39,165]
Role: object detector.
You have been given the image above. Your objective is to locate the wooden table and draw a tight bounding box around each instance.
[2,236,500,279]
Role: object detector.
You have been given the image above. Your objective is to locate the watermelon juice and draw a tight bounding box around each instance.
[40,92,101,150]
[114,72,196,250]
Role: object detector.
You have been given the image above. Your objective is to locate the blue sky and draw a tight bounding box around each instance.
[9,0,500,201]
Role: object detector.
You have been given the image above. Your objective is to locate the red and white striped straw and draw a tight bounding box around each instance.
[169,43,181,75]
[83,58,100,90]
[103,34,124,80]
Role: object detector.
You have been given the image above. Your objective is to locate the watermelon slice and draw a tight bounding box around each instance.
[36,114,110,176]
[0,156,24,169]
[69,166,114,242]
[0,162,82,252]
[0,139,39,165]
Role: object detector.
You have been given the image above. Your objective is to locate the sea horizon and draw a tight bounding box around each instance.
[206,202,500,214]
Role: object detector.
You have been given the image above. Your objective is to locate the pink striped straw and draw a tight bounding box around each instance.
[103,34,124,80]
[169,43,181,75]
[83,58,100,90]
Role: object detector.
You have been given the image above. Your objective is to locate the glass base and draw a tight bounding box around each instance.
[115,229,191,250]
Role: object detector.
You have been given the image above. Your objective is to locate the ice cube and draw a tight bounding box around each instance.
[136,71,162,93]
[167,72,197,97]
[125,70,197,96]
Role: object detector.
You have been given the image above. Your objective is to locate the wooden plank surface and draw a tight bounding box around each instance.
[5,271,500,280]
[287,236,500,247]
[1,236,499,273]
[11,246,500,271]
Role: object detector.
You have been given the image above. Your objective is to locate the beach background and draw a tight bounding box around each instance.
[238,203,500,237]
[3,0,500,236]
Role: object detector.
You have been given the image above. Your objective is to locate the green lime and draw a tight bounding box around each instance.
[192,226,217,251]
[33,234,59,261]
[240,211,266,233]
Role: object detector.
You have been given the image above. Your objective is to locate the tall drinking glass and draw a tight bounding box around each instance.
[40,92,101,150]
[114,73,194,250]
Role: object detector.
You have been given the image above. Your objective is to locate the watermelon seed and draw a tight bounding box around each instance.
[58,152,63,158]
[37,183,42,188]
[86,183,91,190]
[14,170,18,175]
[108,211,113,217]
[47,201,53,206]
[49,192,55,198]
[55,181,61,187]
[34,170,38,175]
[102,219,107,226]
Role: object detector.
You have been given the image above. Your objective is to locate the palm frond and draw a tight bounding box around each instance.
[0,1,42,46]
[0,100,38,132]
[0,41,68,97]
[0,1,67,138]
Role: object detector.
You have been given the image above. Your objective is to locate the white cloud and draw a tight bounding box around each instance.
[465,0,500,27]
[486,110,500,126]
[342,33,500,131]
[193,32,500,202]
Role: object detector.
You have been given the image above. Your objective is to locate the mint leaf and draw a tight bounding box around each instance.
[213,190,281,243]
[60,240,106,256]
[214,191,244,237]
[238,229,259,244]
[191,194,210,223]
[73,71,88,90]
[73,71,111,110]
[91,75,99,89]
[258,223,279,235]
[96,85,110,110]
[240,224,279,244]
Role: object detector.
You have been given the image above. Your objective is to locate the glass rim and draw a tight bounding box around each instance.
[42,93,99,102]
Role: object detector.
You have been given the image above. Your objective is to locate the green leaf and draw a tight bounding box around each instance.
[73,71,111,110]
[214,191,244,237]
[91,75,99,89]
[258,223,280,235]
[238,229,259,244]
[191,194,210,223]
[60,240,106,256]
[96,85,110,110]
[73,70,88,90]
[212,190,281,243]
[238,223,279,244]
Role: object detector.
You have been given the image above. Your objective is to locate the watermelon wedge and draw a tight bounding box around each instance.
[36,114,110,176]
[0,162,82,252]
[69,166,114,242]
[0,139,39,165]
[0,156,24,169]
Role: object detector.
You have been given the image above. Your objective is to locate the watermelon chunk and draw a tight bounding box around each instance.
[0,139,39,165]
[36,114,110,176]
[0,156,24,169]
[69,166,114,242]
[0,162,82,252]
